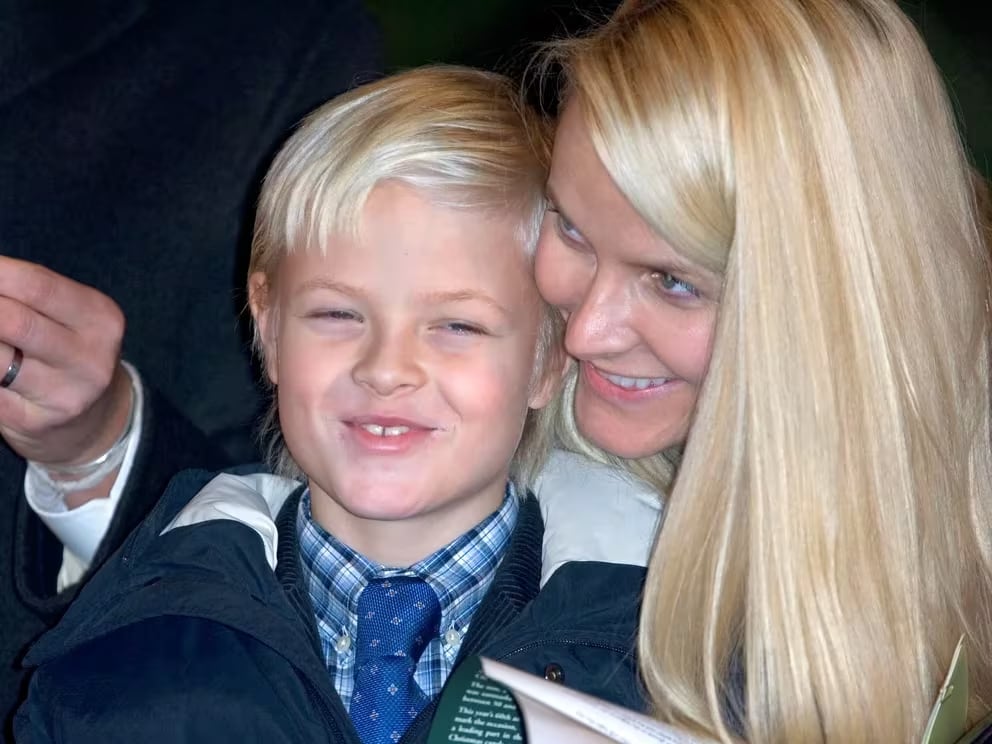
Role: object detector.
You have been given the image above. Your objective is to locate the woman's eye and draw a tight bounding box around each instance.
[653,271,699,298]
[545,202,585,244]
[555,211,585,243]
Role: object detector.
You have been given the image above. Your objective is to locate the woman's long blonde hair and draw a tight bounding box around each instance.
[549,0,992,741]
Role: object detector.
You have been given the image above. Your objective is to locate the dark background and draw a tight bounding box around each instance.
[364,0,991,176]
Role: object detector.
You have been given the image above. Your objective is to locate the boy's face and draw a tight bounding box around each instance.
[251,181,555,565]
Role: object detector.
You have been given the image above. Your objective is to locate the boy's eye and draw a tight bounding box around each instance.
[652,271,699,298]
[441,321,487,335]
[309,309,362,322]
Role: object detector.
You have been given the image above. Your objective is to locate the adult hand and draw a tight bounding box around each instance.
[0,257,131,470]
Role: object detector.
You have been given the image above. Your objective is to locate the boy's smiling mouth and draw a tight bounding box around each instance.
[343,415,439,453]
[359,423,410,437]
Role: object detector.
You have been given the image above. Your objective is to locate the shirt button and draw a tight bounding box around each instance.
[544,663,564,684]
[335,633,352,654]
[443,627,462,647]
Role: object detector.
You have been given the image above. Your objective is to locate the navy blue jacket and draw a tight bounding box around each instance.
[15,469,647,743]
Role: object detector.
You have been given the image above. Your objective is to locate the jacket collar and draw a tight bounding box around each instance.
[157,448,661,585]
[456,495,543,656]
[270,488,544,639]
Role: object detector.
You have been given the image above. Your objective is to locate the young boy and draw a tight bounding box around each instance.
[15,67,649,744]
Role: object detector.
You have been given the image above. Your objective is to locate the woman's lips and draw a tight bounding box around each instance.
[581,361,677,402]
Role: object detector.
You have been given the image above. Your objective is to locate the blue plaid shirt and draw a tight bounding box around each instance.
[297,484,519,710]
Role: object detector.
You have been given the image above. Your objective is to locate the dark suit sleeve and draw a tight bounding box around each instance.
[14,617,331,744]
[13,385,231,614]
[2,386,231,737]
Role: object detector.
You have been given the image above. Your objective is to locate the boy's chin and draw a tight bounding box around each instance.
[310,475,502,530]
[312,478,444,522]
[340,493,437,523]
[307,473,508,563]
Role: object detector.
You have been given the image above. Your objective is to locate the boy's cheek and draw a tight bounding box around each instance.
[273,345,333,402]
[449,367,536,420]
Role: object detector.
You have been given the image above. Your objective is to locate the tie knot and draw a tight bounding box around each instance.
[355,577,441,666]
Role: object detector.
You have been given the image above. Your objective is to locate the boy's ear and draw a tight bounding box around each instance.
[247,272,279,385]
[527,342,569,410]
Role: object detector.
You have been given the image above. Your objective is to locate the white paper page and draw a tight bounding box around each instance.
[481,659,716,744]
[511,694,618,744]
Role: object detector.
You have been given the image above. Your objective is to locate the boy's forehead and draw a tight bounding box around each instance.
[359,181,529,230]
[279,194,536,295]
[301,183,531,257]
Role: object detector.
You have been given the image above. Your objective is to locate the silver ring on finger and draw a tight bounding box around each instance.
[1,346,23,389]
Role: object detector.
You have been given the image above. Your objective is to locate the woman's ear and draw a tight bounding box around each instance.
[248,272,279,385]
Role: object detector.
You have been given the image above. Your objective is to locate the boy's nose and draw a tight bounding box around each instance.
[352,331,427,396]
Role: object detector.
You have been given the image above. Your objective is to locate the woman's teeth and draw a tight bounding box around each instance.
[602,372,669,390]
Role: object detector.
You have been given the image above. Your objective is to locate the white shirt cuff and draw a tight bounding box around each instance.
[23,361,144,589]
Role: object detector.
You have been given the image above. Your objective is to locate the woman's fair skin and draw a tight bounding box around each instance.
[536,101,718,458]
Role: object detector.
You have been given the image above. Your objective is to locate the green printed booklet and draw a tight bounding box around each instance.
[923,636,992,744]
[427,656,716,744]
[428,642,991,744]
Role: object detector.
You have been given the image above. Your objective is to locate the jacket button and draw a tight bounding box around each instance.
[544,663,564,683]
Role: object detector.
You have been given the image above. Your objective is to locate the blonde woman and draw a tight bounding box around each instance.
[538,0,992,741]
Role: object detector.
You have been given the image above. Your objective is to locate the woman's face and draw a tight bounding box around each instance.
[535,101,720,458]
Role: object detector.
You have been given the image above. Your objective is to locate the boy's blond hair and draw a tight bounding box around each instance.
[249,65,562,488]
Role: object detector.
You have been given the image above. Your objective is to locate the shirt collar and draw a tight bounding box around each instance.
[297,483,519,641]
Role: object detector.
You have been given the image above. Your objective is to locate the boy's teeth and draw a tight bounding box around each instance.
[360,424,411,437]
[603,372,669,390]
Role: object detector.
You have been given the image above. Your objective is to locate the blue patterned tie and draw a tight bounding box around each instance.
[350,577,441,744]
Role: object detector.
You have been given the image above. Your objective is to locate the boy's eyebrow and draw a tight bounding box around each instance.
[419,289,511,317]
[297,277,366,297]
[296,278,512,317]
